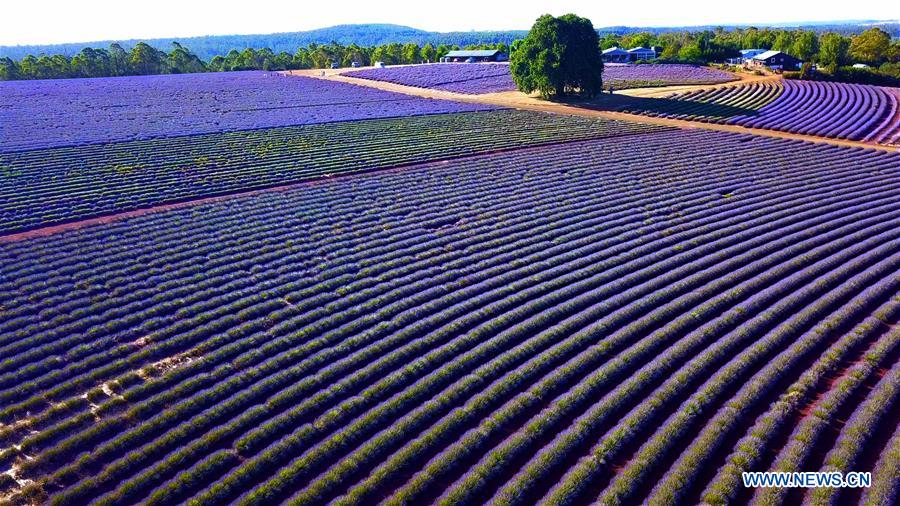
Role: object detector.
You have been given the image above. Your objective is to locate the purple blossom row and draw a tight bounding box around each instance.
[620,79,900,145]
[0,71,497,152]
[0,111,653,234]
[346,63,737,94]
[0,130,898,505]
[347,63,516,94]
[604,63,737,88]
[731,79,900,144]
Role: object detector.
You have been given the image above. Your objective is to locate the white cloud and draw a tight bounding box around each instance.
[2,0,896,46]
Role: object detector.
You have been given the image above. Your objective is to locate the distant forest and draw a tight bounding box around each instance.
[0,22,897,82]
[0,24,527,61]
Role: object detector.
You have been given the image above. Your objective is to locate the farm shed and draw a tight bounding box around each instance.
[440,50,508,63]
[602,47,630,63]
[751,50,802,71]
[727,48,767,64]
[627,47,657,61]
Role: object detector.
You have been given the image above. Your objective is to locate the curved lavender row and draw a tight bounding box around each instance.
[349,63,510,86]
[732,79,818,129]
[804,362,900,505]
[859,423,900,506]
[627,79,900,144]
[0,72,498,152]
[869,88,900,145]
[696,297,900,505]
[659,301,899,505]
[733,81,896,142]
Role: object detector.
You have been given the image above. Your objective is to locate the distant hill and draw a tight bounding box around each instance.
[1,21,895,61]
[0,24,528,61]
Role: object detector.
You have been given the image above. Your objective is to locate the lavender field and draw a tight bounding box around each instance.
[613,79,900,145]
[0,72,495,151]
[0,110,662,233]
[347,63,737,94]
[347,63,517,94]
[1,123,898,505]
[1,56,899,506]
[604,63,737,88]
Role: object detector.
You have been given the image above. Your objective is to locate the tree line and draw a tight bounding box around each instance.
[604,27,898,74]
[0,41,509,81]
[1,26,896,82]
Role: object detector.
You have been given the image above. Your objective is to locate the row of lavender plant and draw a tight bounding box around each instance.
[1,110,661,234]
[0,72,496,152]
[366,207,900,506]
[1,130,752,502]
[699,299,899,505]
[17,130,816,502]
[347,63,516,94]
[346,63,736,94]
[804,359,900,505]
[616,79,900,145]
[604,63,737,89]
[644,283,900,506]
[0,131,897,505]
[228,172,900,506]
[492,230,900,502]
[860,423,900,506]
[135,153,900,502]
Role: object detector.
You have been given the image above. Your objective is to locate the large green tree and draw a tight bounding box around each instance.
[850,28,891,65]
[130,42,165,75]
[791,30,819,61]
[167,42,206,74]
[818,33,851,70]
[510,13,603,99]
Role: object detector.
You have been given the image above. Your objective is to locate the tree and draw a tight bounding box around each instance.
[598,33,621,50]
[71,47,110,78]
[819,33,851,70]
[677,43,703,62]
[108,43,130,76]
[167,42,205,74]
[0,57,20,80]
[773,31,795,53]
[791,30,818,61]
[850,28,891,65]
[130,42,164,75]
[622,32,655,49]
[401,43,420,64]
[510,13,603,99]
[421,43,436,63]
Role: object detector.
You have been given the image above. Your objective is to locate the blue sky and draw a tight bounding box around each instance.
[3,0,897,45]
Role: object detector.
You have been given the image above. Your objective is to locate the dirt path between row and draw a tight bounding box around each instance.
[292,68,897,153]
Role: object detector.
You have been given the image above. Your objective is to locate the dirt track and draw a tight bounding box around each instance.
[291,68,898,153]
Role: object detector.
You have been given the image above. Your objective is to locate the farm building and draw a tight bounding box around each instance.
[602,47,630,63]
[751,50,802,71]
[628,47,657,61]
[603,46,657,63]
[440,50,508,63]
[727,48,767,64]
